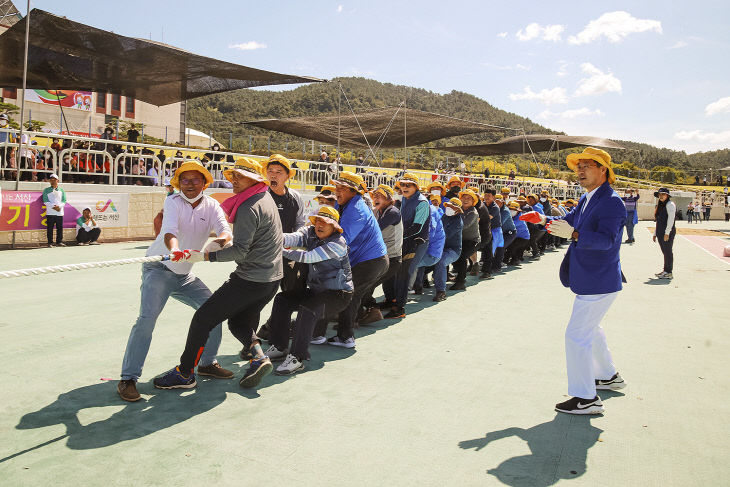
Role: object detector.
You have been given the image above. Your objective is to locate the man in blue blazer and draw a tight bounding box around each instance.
[522,147,627,415]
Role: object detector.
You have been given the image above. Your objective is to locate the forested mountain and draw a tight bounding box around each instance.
[187,77,728,175]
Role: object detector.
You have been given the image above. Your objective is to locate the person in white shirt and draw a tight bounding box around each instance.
[42,175,66,247]
[653,188,676,279]
[75,207,101,245]
[117,161,233,402]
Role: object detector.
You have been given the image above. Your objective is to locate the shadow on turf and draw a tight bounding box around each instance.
[459,414,602,487]
[643,277,672,285]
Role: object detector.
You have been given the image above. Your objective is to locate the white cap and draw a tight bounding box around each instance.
[49,174,59,180]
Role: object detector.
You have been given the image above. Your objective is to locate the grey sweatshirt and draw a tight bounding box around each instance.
[461,207,481,243]
[210,191,283,282]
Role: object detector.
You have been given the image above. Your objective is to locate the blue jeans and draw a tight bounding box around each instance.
[625,211,636,240]
[412,252,442,289]
[434,248,461,292]
[395,242,429,307]
[121,262,222,380]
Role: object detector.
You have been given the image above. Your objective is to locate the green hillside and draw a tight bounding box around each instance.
[187,77,728,179]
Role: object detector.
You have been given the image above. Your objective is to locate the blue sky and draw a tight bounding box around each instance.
[27,0,730,153]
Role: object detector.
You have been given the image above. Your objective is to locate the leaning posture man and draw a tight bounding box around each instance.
[118,161,233,402]
[522,147,627,414]
[153,158,283,389]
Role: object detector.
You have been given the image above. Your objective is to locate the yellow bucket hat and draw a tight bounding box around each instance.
[507,200,522,211]
[223,158,268,184]
[308,205,343,233]
[566,147,615,184]
[426,181,446,194]
[444,197,464,213]
[264,153,296,178]
[373,184,395,199]
[170,160,214,190]
[459,189,479,205]
[331,171,366,194]
[447,175,464,188]
[500,187,511,195]
[397,172,421,190]
[494,194,504,201]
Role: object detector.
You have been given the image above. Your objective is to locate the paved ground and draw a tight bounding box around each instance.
[1,221,728,486]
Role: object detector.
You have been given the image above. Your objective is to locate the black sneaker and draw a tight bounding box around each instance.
[384,307,406,319]
[595,372,626,390]
[450,282,466,291]
[555,396,604,415]
[433,291,446,302]
[239,356,273,388]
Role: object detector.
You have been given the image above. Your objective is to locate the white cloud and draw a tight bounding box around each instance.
[568,11,662,45]
[516,23,565,42]
[574,63,622,97]
[668,40,687,49]
[229,41,267,51]
[483,62,531,71]
[496,32,508,38]
[538,107,605,119]
[705,96,730,116]
[337,5,343,13]
[556,60,569,77]
[674,130,730,146]
[509,86,568,105]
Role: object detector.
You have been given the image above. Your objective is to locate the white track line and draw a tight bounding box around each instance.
[679,235,730,267]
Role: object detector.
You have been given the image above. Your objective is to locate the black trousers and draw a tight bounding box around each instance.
[506,237,530,262]
[454,240,480,283]
[46,215,64,244]
[76,227,101,243]
[361,256,401,309]
[179,274,279,373]
[337,255,389,339]
[270,288,352,360]
[658,231,676,273]
[529,226,546,256]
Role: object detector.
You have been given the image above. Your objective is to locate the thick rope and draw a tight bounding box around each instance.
[0,254,172,279]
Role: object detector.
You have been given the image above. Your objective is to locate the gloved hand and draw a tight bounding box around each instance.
[519,211,546,225]
[546,220,574,239]
[170,249,190,262]
[186,250,205,263]
[203,241,222,253]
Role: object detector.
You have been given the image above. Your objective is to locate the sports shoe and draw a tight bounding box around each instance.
[117,379,141,402]
[276,354,305,375]
[469,261,480,276]
[153,366,196,389]
[57,242,67,247]
[377,299,396,310]
[239,356,273,388]
[359,307,383,325]
[384,307,406,319]
[264,344,288,361]
[422,277,431,288]
[655,271,666,277]
[239,348,253,361]
[310,335,327,345]
[197,362,234,379]
[413,286,423,295]
[659,272,673,279]
[327,336,356,348]
[89,241,101,245]
[450,281,466,291]
[595,372,626,390]
[77,242,87,246]
[479,271,493,280]
[555,396,604,415]
[433,291,447,302]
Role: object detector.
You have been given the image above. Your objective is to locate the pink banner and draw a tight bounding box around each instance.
[0,190,81,231]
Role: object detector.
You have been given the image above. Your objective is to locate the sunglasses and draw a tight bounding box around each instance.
[180,178,203,185]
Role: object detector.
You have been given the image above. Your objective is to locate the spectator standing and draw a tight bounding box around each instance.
[724,202,730,222]
[621,189,640,243]
[653,188,676,279]
[42,174,67,247]
[76,207,101,245]
[126,125,140,143]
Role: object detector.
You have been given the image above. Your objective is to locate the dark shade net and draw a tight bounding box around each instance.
[438,134,625,156]
[245,106,504,149]
[0,9,323,106]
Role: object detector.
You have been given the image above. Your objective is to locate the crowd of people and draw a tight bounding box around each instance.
[115,151,597,402]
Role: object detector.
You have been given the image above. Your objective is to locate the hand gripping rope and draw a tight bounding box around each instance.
[0,254,172,279]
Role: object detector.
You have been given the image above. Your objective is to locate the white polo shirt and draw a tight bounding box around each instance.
[146,193,231,275]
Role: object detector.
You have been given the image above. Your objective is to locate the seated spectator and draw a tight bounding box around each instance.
[265,206,354,374]
[433,198,463,301]
[76,207,101,245]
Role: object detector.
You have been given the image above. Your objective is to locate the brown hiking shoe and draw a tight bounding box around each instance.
[359,307,383,325]
[197,362,234,379]
[117,379,141,402]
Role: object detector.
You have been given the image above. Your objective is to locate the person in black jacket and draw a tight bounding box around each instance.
[479,189,501,279]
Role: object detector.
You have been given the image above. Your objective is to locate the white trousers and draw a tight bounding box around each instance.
[565,292,618,399]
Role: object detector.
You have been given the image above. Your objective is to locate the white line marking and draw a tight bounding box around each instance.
[680,235,730,266]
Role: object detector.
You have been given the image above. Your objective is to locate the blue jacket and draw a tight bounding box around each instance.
[513,213,530,240]
[425,206,446,259]
[441,212,463,254]
[337,194,387,266]
[550,182,627,295]
[283,226,353,293]
[500,205,516,232]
